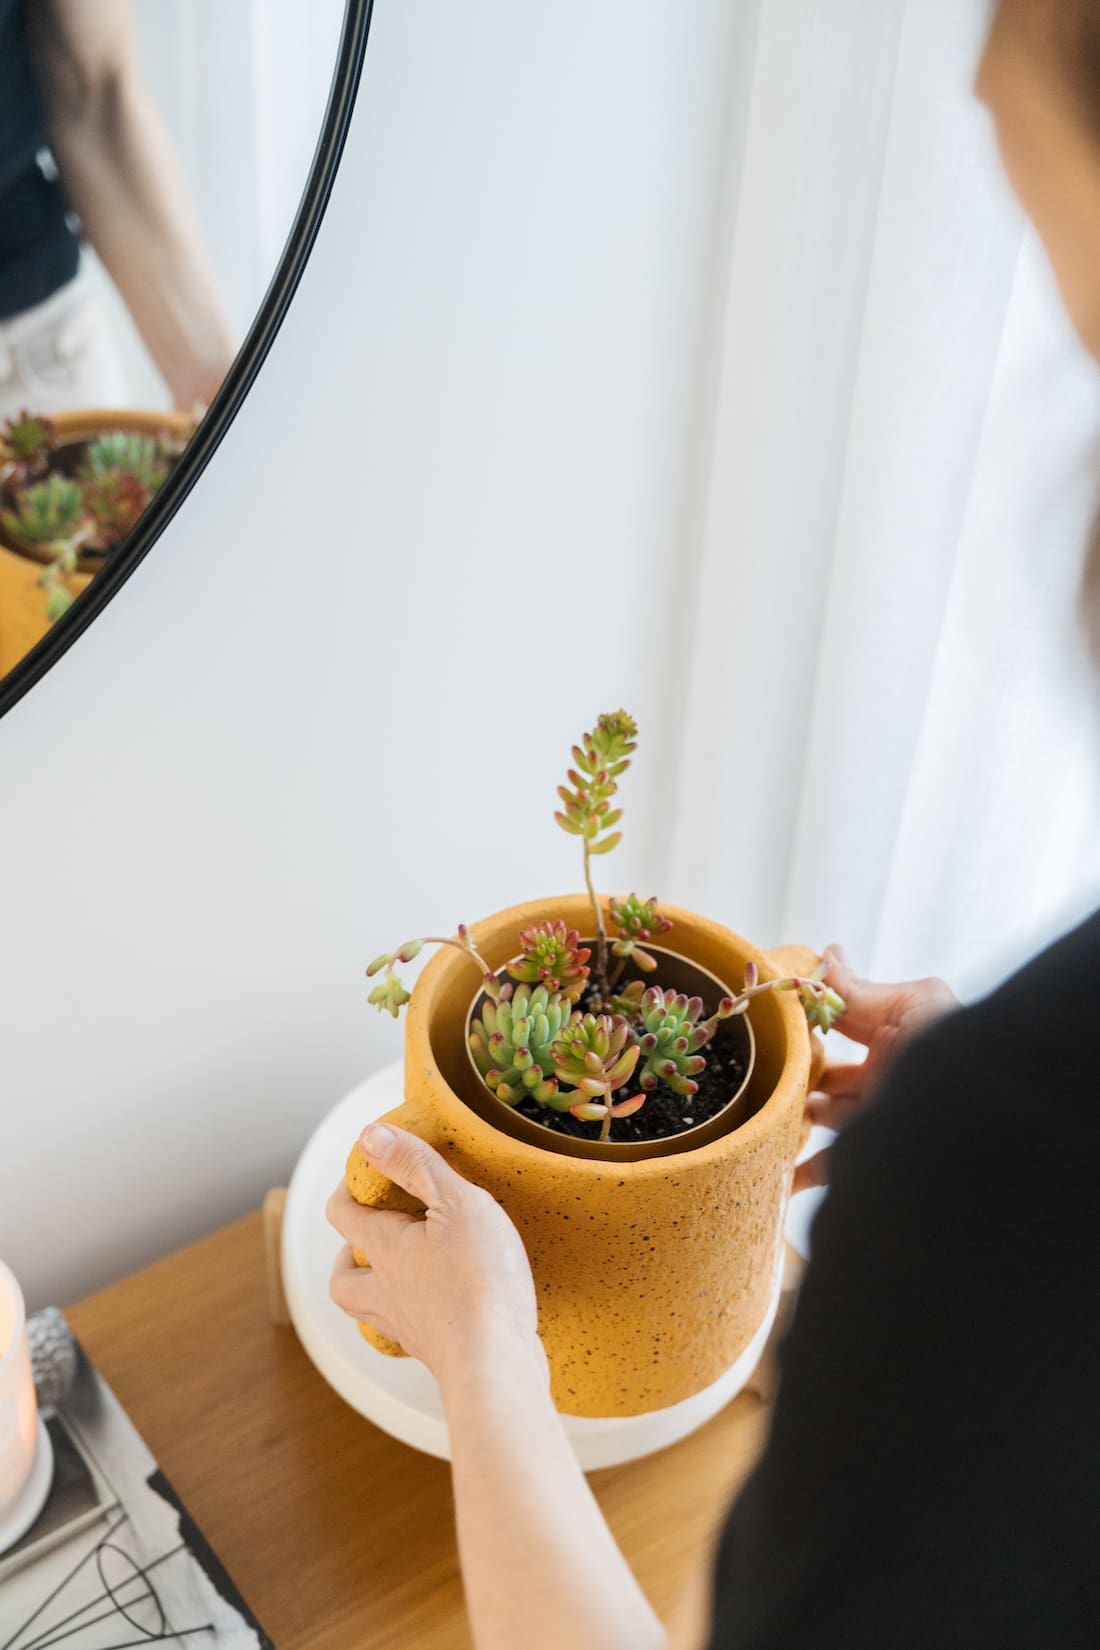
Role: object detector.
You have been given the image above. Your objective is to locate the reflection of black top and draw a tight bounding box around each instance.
[708,908,1100,1649]
[0,0,79,320]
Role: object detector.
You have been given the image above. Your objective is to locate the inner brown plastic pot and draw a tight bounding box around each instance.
[461,941,756,1163]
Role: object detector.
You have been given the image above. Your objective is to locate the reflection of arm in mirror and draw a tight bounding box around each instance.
[26,0,237,411]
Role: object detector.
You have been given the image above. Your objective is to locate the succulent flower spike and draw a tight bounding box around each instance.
[609,893,673,975]
[1,473,89,548]
[0,411,55,484]
[365,926,501,1020]
[550,1012,642,1141]
[579,709,637,776]
[554,711,639,999]
[470,984,574,1106]
[636,986,736,1098]
[80,432,168,493]
[506,919,591,1003]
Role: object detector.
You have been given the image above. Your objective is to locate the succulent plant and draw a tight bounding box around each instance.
[470,983,574,1106]
[609,893,673,975]
[80,469,151,546]
[554,709,638,996]
[0,411,55,484]
[364,708,847,1143]
[1,473,88,547]
[80,432,168,493]
[635,986,736,1097]
[506,920,591,1003]
[549,1011,643,1141]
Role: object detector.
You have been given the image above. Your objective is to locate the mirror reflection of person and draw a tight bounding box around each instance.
[0,0,236,420]
[327,5,1100,1649]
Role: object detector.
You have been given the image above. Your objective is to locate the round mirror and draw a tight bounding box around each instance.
[0,0,371,714]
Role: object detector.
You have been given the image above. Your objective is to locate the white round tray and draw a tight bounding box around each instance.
[0,1416,53,1555]
[283,1063,784,1471]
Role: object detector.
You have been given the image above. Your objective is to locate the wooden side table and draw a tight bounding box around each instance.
[65,1211,799,1650]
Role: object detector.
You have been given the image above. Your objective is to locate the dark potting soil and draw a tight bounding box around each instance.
[511,1012,749,1146]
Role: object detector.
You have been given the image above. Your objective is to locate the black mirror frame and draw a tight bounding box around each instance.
[0,0,373,721]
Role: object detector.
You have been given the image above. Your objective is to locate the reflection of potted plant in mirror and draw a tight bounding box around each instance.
[343,710,845,1421]
[0,408,193,621]
[365,711,843,1149]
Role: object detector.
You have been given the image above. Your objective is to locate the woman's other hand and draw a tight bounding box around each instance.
[326,1124,544,1392]
[793,944,958,1193]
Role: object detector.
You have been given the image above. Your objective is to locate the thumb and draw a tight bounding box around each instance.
[820,943,900,1046]
[358,1122,466,1209]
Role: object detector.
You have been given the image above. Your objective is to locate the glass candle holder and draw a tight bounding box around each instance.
[0,1259,54,1553]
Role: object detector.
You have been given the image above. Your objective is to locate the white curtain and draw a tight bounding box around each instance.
[86,0,345,407]
[652,0,1100,1004]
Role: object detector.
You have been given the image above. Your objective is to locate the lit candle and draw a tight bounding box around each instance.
[0,1260,52,1551]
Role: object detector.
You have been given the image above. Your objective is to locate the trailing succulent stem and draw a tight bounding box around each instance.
[366,924,499,1019]
[37,551,78,621]
[554,709,637,998]
[726,959,846,1034]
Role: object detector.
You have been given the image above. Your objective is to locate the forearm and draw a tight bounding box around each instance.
[441,1332,666,1650]
[39,65,235,405]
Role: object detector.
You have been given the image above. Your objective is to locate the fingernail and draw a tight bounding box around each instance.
[826,943,848,963]
[360,1123,395,1155]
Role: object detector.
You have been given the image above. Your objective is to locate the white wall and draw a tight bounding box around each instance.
[0,0,742,1307]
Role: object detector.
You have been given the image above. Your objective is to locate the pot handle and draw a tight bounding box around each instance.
[761,944,829,1120]
[342,1095,445,1359]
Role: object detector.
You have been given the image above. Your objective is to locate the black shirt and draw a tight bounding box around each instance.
[708,907,1100,1649]
[0,0,79,319]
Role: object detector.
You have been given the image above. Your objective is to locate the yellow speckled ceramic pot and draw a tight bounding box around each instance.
[345,895,822,1418]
